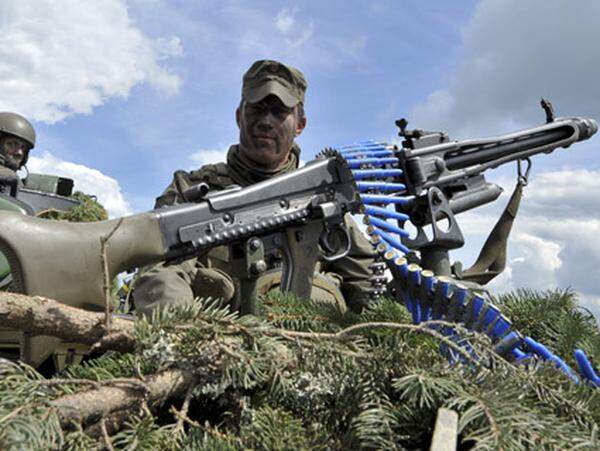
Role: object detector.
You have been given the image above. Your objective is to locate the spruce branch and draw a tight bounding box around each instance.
[277,320,484,368]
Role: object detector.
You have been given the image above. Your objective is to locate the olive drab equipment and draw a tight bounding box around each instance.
[0,171,82,371]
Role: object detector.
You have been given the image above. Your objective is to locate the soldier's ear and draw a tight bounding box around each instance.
[235,107,241,128]
[295,117,307,137]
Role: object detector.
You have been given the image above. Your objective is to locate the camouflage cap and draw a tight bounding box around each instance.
[242,60,307,108]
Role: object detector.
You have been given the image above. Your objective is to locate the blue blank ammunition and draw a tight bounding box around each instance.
[574,349,600,387]
[352,169,404,179]
[361,194,411,206]
[364,205,409,221]
[346,157,398,168]
[367,216,410,237]
[366,226,410,254]
[357,181,407,192]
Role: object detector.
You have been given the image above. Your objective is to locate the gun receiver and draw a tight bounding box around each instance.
[397,116,597,195]
[391,115,597,263]
[0,154,360,313]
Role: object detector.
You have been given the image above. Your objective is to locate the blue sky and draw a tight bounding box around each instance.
[2,0,599,317]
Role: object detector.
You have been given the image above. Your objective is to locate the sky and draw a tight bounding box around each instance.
[2,0,599,318]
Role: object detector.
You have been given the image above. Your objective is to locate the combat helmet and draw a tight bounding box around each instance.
[0,112,36,168]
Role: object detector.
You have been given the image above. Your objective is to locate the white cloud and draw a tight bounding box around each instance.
[274,7,314,49]
[410,0,600,136]
[189,149,228,168]
[27,151,132,218]
[275,8,295,34]
[0,0,182,123]
[456,168,600,318]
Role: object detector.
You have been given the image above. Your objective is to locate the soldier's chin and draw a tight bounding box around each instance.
[3,158,19,171]
[250,147,283,166]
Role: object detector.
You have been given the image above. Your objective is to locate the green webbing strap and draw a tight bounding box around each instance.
[456,180,524,285]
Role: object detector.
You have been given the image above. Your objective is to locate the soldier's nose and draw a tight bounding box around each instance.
[257,119,274,131]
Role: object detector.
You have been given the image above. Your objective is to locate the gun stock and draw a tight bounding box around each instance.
[0,211,167,311]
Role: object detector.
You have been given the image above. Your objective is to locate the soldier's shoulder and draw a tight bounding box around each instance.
[189,163,232,188]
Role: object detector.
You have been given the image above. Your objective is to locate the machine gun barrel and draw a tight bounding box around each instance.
[445,127,570,170]
[402,117,597,193]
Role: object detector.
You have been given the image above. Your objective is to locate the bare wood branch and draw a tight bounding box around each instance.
[84,409,133,439]
[100,218,124,328]
[100,418,115,451]
[171,382,197,436]
[53,368,195,428]
[0,291,135,352]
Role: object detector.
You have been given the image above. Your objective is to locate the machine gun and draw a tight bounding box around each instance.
[0,154,360,367]
[344,102,597,282]
[336,102,599,386]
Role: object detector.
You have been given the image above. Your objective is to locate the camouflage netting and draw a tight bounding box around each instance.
[0,288,598,450]
[36,191,108,222]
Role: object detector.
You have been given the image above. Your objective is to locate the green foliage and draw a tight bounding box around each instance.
[37,191,108,222]
[493,288,600,367]
[0,360,64,450]
[0,289,599,450]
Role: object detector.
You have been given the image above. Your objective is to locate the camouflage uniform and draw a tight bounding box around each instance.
[133,60,377,316]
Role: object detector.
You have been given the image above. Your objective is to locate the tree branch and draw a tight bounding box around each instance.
[0,291,135,352]
[53,368,195,428]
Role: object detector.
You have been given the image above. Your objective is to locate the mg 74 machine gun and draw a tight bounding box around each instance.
[333,101,599,386]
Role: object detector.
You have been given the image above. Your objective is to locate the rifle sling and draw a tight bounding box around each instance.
[457,181,524,285]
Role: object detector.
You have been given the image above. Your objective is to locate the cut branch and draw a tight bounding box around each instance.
[53,368,195,428]
[0,291,135,352]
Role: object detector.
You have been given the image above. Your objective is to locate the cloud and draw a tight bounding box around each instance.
[274,8,314,48]
[27,151,132,218]
[0,0,182,123]
[457,169,600,317]
[275,8,295,34]
[410,0,600,136]
[210,3,367,73]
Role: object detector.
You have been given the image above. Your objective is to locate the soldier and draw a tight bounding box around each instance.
[0,112,35,172]
[133,60,377,316]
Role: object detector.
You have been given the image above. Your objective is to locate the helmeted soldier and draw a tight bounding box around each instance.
[0,112,35,172]
[133,60,377,316]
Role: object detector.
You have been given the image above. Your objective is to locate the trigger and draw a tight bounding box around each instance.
[320,223,352,262]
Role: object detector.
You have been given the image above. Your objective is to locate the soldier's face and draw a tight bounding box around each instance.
[0,136,30,170]
[237,95,306,169]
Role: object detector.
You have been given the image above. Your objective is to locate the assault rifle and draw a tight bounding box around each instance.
[0,154,360,366]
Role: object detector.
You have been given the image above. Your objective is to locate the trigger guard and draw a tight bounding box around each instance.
[320,224,351,262]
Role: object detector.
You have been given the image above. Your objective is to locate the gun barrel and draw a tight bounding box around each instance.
[444,117,597,172]
[445,127,569,170]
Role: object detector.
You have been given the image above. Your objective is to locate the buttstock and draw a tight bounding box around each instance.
[0,211,166,310]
